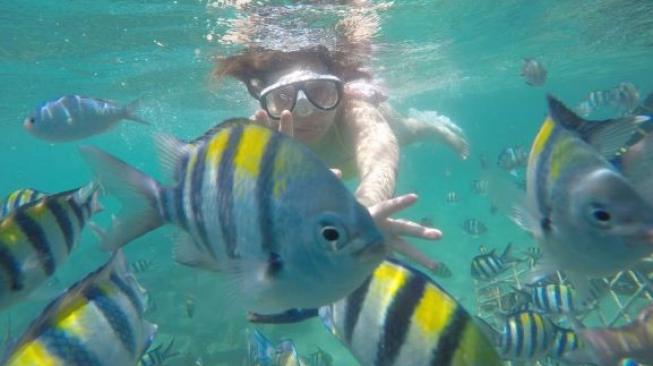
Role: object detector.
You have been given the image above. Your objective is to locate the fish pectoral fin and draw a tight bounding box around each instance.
[172,234,221,272]
[510,203,540,237]
[247,308,319,324]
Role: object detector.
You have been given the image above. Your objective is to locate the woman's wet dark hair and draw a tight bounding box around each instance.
[213,45,371,98]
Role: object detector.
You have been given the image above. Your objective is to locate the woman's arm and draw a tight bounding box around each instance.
[347,99,399,207]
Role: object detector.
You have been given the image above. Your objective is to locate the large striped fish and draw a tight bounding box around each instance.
[249,259,502,365]
[0,182,101,310]
[1,188,47,219]
[320,259,502,366]
[80,119,385,313]
[518,95,653,298]
[1,250,157,366]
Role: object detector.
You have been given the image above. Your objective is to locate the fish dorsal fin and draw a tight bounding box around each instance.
[189,118,253,144]
[154,134,193,183]
[547,95,648,160]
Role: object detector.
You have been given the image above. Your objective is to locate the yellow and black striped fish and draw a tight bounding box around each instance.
[548,326,580,361]
[81,119,384,313]
[497,310,556,361]
[1,250,157,366]
[0,182,101,310]
[319,258,502,366]
[1,188,47,219]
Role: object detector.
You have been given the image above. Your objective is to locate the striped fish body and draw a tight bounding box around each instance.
[470,243,513,281]
[1,250,157,366]
[462,218,487,236]
[525,96,653,280]
[470,252,505,281]
[498,311,556,361]
[24,95,146,142]
[548,327,579,360]
[82,119,384,313]
[1,188,47,219]
[319,258,502,366]
[0,182,100,310]
[530,283,579,314]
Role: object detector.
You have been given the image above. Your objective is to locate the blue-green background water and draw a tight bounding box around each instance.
[2,1,653,364]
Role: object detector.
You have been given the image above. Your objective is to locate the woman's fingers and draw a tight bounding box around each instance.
[253,110,269,127]
[383,218,442,240]
[330,168,343,179]
[279,110,294,136]
[369,193,418,222]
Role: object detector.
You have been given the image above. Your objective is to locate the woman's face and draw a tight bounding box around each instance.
[261,66,340,143]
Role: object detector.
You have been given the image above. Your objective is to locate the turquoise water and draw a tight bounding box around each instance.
[2,1,653,364]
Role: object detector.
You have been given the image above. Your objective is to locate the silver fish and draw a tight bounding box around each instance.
[521,58,547,87]
[519,96,653,298]
[577,82,640,117]
[24,95,148,142]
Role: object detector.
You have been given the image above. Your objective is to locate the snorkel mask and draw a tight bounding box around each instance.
[258,70,344,120]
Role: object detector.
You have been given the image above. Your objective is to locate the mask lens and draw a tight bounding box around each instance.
[264,84,296,119]
[304,80,340,109]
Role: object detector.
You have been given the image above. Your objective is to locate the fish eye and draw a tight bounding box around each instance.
[593,209,611,222]
[316,214,348,252]
[321,226,340,242]
[28,117,35,124]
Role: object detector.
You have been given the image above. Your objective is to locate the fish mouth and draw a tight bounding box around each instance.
[352,239,386,259]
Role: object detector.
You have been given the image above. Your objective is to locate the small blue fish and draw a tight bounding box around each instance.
[0,182,101,310]
[520,96,653,298]
[1,250,157,365]
[24,95,148,141]
[0,188,46,219]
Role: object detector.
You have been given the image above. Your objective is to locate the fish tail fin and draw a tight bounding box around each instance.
[123,99,150,125]
[79,145,164,251]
